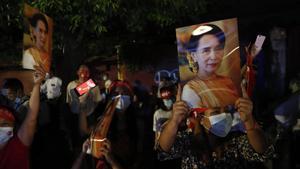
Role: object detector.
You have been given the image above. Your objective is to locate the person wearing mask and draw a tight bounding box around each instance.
[78,80,142,169]
[153,80,176,145]
[1,78,26,110]
[0,65,46,169]
[153,80,181,169]
[158,24,274,169]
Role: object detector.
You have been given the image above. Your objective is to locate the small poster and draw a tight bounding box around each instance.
[23,3,53,72]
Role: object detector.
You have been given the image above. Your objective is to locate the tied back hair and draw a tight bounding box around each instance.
[187,24,226,53]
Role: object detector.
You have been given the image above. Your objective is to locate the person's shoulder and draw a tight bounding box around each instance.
[23,48,34,58]
[215,75,232,81]
[183,80,198,93]
[154,108,163,116]
[185,77,200,84]
[8,135,29,149]
[67,80,78,88]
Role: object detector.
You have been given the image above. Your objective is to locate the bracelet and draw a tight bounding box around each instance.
[245,121,260,131]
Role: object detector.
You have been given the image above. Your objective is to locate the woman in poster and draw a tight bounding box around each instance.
[182,24,239,109]
[158,24,274,169]
[22,13,50,71]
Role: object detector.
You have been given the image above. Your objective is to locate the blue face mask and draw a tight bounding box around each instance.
[14,97,21,109]
[230,112,246,132]
[162,99,173,110]
[204,113,233,137]
[15,97,21,103]
[1,89,8,97]
[114,95,131,111]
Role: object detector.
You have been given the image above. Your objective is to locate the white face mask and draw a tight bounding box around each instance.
[114,95,131,111]
[275,115,289,124]
[163,99,173,110]
[44,77,62,99]
[0,127,13,144]
[205,113,233,137]
[47,86,61,99]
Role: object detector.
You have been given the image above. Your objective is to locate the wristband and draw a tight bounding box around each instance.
[246,121,260,131]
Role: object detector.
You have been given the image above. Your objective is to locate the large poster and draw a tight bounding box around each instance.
[23,4,53,72]
[176,18,241,108]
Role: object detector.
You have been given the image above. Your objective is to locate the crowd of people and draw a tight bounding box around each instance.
[1,23,300,169]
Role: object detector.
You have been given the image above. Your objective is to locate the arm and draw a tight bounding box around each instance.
[153,111,159,143]
[79,92,92,135]
[235,84,267,153]
[244,116,266,153]
[87,87,102,115]
[101,139,124,169]
[71,139,90,169]
[158,119,180,152]
[17,65,46,146]
[158,85,189,152]
[71,153,86,169]
[79,110,91,135]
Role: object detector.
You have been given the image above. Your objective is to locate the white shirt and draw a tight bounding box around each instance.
[66,80,102,116]
[22,49,36,70]
[153,108,172,132]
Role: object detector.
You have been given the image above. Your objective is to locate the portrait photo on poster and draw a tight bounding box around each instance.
[22,3,53,72]
[175,18,242,109]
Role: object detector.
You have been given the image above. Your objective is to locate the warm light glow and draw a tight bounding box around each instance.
[91,138,107,142]
[192,25,213,36]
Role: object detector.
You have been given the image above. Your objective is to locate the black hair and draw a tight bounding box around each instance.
[76,64,90,71]
[187,24,226,52]
[2,78,24,93]
[30,13,49,33]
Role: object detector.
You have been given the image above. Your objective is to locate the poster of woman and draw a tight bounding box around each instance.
[176,18,241,108]
[23,3,53,72]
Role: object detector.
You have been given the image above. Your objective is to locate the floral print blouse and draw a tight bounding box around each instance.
[158,130,275,169]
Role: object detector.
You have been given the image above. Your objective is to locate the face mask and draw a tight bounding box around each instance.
[13,97,21,109]
[114,95,131,111]
[163,99,173,110]
[230,112,245,132]
[0,127,13,144]
[1,89,8,97]
[44,77,62,99]
[204,113,233,137]
[15,97,21,103]
[275,115,291,127]
[47,88,61,99]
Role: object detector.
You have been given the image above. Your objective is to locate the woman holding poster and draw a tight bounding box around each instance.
[158,23,274,169]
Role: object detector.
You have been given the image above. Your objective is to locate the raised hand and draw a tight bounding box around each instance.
[235,82,253,123]
[33,65,47,85]
[170,84,190,126]
[99,139,115,165]
[79,90,90,103]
